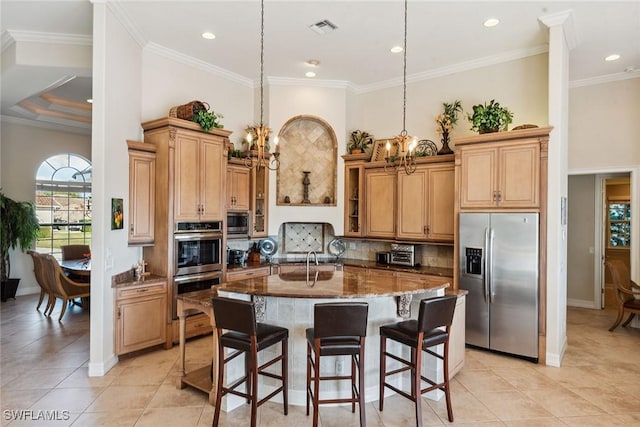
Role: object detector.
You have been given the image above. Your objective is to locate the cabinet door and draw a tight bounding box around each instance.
[251,166,269,237]
[365,170,396,238]
[226,166,250,211]
[459,147,498,209]
[397,168,428,240]
[200,138,225,220]
[427,165,455,241]
[116,293,167,355]
[174,135,202,221]
[344,164,363,237]
[128,149,155,245]
[498,143,539,208]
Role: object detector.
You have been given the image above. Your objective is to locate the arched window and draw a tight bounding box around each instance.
[35,154,92,259]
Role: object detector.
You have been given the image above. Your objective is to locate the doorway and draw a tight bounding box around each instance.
[567,170,636,311]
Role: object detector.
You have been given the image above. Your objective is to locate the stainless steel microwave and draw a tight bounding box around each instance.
[227,210,250,238]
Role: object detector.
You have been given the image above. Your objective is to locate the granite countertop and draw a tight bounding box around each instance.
[216,270,450,299]
[226,258,453,278]
[111,270,167,289]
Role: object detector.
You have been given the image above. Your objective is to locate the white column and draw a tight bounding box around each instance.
[539,11,577,367]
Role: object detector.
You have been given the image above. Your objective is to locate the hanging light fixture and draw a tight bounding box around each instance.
[385,0,417,175]
[245,0,280,171]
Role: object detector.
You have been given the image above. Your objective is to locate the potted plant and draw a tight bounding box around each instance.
[467,99,513,134]
[346,130,374,154]
[435,99,463,154]
[0,192,40,301]
[191,108,224,132]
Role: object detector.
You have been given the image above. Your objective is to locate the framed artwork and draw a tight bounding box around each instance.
[111,198,124,230]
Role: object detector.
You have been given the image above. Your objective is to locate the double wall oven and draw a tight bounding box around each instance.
[172,221,223,319]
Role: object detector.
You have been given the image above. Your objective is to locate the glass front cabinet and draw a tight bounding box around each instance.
[343,157,365,237]
[251,166,269,238]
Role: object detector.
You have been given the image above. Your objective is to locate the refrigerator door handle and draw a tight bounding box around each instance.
[484,227,490,303]
[488,227,495,303]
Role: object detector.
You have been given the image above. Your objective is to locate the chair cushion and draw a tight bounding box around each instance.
[306,328,362,356]
[380,320,449,349]
[220,322,288,352]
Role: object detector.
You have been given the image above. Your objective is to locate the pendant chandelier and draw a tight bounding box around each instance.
[245,0,280,171]
[385,0,417,175]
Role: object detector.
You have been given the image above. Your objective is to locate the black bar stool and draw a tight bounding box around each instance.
[211,296,289,427]
[379,295,457,426]
[306,302,369,427]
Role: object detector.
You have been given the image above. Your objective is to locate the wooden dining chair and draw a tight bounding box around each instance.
[27,250,56,315]
[61,244,90,261]
[41,254,91,321]
[605,260,640,331]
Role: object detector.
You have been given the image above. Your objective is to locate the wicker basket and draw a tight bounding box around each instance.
[169,101,209,120]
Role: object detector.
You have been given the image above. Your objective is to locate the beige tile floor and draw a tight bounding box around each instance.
[1,294,639,426]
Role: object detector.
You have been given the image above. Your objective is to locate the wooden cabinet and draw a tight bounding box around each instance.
[363,157,454,242]
[364,169,397,238]
[458,137,541,209]
[115,280,167,355]
[250,165,269,237]
[226,265,271,282]
[226,164,251,211]
[342,156,366,237]
[127,141,156,245]
[448,292,466,379]
[174,133,226,221]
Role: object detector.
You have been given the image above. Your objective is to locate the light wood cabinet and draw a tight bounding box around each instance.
[458,139,540,209]
[127,141,156,245]
[115,280,167,355]
[226,265,271,282]
[364,169,397,238]
[174,133,226,221]
[342,155,367,237]
[250,165,269,237]
[448,292,466,379]
[226,164,251,211]
[427,165,455,241]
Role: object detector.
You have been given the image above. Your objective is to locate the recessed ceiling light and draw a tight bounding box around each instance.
[201,32,216,40]
[605,54,620,62]
[390,46,403,53]
[483,18,500,27]
[306,59,320,67]
[305,71,316,78]
[86,99,93,104]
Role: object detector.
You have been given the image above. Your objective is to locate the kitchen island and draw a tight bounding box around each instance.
[177,269,457,410]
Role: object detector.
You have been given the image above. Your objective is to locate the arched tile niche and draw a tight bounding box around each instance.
[276,115,337,206]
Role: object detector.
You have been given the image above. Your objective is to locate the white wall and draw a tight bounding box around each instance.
[0,121,91,294]
[267,83,348,233]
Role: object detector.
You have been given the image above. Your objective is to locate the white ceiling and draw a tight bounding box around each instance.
[2,0,639,132]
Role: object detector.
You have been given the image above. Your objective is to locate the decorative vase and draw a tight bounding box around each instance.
[479,127,499,134]
[302,171,311,204]
[438,131,454,155]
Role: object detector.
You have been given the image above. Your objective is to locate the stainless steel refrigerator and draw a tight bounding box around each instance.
[459,213,539,361]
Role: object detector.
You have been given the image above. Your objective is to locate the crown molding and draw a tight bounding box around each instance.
[144,42,253,88]
[106,1,148,47]
[1,114,91,135]
[538,10,578,50]
[1,30,91,52]
[570,72,640,89]
[356,45,549,94]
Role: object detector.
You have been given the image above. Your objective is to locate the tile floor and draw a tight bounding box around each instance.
[1,294,639,426]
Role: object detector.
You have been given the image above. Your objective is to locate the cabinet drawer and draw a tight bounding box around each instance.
[117,283,166,299]
[226,266,271,281]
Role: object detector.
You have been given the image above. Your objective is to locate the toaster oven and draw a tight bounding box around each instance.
[390,244,421,267]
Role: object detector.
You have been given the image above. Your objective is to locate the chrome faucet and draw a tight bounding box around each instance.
[306,250,319,286]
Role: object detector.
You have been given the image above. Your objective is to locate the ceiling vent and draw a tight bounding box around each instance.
[309,19,338,35]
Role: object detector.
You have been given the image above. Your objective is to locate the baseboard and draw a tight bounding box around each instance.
[567,298,599,309]
[88,354,119,377]
[545,335,567,367]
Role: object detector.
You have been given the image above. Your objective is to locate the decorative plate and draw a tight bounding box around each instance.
[259,238,278,257]
[415,140,438,157]
[328,238,346,258]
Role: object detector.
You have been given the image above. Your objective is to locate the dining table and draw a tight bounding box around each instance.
[60,259,91,281]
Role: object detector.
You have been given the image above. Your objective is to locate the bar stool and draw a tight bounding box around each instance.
[211,296,289,427]
[306,302,369,427]
[379,295,457,426]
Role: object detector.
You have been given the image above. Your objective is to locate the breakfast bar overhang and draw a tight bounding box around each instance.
[177,269,456,411]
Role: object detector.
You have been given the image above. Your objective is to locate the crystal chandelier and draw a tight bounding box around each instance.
[245,0,280,171]
[385,0,417,175]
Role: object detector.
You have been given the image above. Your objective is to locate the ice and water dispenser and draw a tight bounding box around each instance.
[465,247,483,276]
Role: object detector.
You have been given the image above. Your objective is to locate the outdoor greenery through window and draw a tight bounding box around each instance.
[608,200,630,247]
[35,154,92,259]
